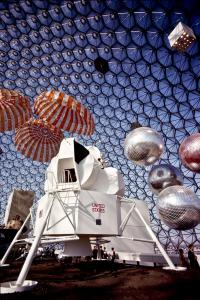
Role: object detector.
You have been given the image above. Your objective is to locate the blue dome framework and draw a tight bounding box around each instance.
[0,0,200,250]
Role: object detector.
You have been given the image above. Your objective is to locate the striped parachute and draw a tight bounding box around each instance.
[14,118,64,162]
[34,90,95,136]
[0,89,32,132]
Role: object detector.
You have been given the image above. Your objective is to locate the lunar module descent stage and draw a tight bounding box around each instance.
[0,138,181,294]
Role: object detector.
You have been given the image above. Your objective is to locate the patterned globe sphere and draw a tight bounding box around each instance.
[157,186,200,230]
[148,164,183,195]
[124,127,164,166]
[179,133,200,173]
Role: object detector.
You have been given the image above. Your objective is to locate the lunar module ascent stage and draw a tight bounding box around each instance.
[0,138,179,294]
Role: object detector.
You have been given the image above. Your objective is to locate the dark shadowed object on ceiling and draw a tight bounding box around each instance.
[94,57,109,74]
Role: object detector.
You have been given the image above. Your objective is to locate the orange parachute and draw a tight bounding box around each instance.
[14,118,64,162]
[34,90,95,136]
[0,89,32,132]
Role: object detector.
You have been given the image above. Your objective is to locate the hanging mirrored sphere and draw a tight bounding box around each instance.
[179,133,200,173]
[124,127,164,166]
[157,186,200,230]
[148,164,183,195]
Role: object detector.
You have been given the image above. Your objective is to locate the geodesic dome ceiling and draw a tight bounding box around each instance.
[0,0,200,250]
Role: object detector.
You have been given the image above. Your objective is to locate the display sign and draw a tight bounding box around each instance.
[92,203,105,213]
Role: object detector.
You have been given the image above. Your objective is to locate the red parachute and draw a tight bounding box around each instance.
[34,90,95,136]
[0,89,32,132]
[14,118,64,162]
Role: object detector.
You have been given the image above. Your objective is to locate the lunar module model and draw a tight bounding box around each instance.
[0,138,179,294]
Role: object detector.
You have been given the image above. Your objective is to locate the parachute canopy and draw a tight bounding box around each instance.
[34,90,95,136]
[0,89,32,132]
[14,118,64,162]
